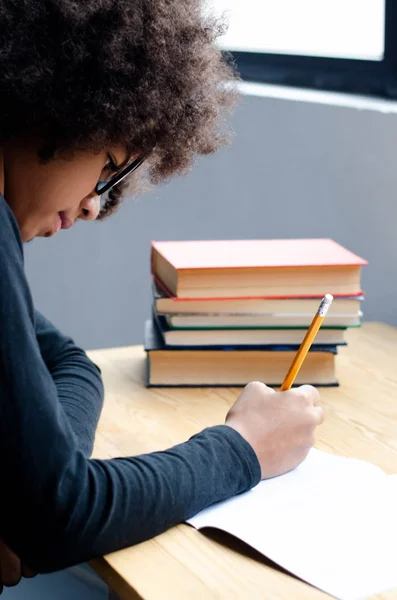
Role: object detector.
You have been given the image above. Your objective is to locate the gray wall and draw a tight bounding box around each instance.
[25,90,397,350]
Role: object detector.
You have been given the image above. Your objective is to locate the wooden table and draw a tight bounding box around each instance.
[89,323,397,600]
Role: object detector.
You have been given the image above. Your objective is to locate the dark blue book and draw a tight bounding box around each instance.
[144,318,339,388]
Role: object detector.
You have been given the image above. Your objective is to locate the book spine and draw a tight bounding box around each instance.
[145,354,150,387]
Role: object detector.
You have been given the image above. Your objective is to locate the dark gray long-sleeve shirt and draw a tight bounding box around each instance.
[0,193,261,573]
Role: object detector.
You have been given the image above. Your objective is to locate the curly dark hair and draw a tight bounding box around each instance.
[0,0,238,218]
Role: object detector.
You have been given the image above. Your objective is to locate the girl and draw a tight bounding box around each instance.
[0,0,324,591]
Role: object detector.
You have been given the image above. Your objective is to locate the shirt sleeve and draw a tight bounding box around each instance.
[0,195,261,574]
[34,310,104,457]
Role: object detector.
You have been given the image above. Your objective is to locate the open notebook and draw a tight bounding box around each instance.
[188,449,397,600]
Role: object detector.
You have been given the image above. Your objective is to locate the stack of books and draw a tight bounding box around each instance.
[144,239,367,387]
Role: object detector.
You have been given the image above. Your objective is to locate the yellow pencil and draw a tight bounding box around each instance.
[280,294,334,391]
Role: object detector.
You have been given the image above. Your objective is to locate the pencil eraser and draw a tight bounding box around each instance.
[318,294,333,317]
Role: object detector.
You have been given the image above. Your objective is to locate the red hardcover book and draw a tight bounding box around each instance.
[151,239,367,299]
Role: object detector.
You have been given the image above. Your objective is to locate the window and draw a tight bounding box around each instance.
[215,0,385,61]
[212,0,397,98]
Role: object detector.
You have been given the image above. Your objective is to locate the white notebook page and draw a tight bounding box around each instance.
[188,449,397,600]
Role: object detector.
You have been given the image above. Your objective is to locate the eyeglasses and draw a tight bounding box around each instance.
[95,155,145,196]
